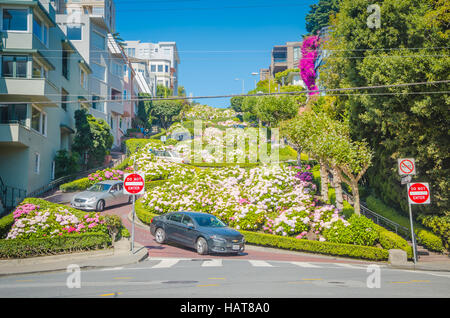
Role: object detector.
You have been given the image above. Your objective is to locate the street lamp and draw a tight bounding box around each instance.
[251,72,259,89]
[235,78,245,94]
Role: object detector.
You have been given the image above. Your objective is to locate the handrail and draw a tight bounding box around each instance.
[343,190,411,239]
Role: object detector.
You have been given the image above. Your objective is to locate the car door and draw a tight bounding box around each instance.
[166,213,185,243]
[179,215,198,248]
[115,182,128,204]
[108,184,121,206]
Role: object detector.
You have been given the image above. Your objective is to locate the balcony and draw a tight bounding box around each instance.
[0,77,59,106]
[0,122,44,148]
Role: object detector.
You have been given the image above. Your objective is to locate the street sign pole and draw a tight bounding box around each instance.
[407,184,418,264]
[131,194,135,253]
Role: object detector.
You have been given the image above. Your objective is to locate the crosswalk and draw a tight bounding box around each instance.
[99,258,379,271]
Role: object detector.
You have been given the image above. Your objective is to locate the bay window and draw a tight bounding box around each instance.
[31,105,46,135]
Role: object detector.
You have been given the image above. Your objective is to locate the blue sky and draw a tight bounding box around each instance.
[115,0,313,108]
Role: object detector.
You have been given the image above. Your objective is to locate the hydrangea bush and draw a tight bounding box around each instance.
[6,203,108,240]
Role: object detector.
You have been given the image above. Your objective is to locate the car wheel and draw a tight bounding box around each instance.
[196,237,208,255]
[96,200,105,212]
[155,228,166,244]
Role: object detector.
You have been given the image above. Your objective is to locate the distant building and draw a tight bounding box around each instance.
[269,41,302,78]
[314,26,331,95]
[123,41,180,95]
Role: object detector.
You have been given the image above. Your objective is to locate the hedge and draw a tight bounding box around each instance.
[240,230,389,261]
[125,138,163,154]
[0,232,111,259]
[60,177,91,192]
[0,213,14,239]
[374,224,413,259]
[188,162,260,169]
[135,197,158,225]
[366,195,444,252]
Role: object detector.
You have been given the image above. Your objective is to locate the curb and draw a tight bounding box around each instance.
[0,239,148,277]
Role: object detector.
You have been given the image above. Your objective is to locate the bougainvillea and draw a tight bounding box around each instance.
[299,35,320,94]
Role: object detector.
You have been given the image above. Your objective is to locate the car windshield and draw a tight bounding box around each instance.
[193,214,227,228]
[88,183,111,192]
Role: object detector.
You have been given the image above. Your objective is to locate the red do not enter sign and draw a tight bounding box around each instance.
[408,183,430,205]
[123,173,145,195]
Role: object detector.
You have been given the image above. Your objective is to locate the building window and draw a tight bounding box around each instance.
[0,104,27,125]
[157,65,163,72]
[91,63,106,81]
[80,69,88,89]
[61,88,69,111]
[111,88,121,101]
[111,62,123,77]
[151,64,156,72]
[32,59,47,79]
[2,8,28,31]
[92,96,104,112]
[31,105,46,135]
[34,153,40,175]
[2,55,27,78]
[67,25,82,41]
[165,65,169,73]
[92,31,105,50]
[62,50,69,79]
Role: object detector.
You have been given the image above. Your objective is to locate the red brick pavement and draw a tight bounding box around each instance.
[103,203,375,265]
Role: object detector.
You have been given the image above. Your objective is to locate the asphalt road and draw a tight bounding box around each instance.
[0,258,449,298]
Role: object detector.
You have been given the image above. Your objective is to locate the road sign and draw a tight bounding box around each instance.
[401,175,412,185]
[408,182,430,205]
[123,173,145,195]
[398,158,416,176]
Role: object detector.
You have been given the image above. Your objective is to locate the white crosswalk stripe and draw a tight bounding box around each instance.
[332,263,367,269]
[201,259,223,267]
[248,260,273,267]
[151,259,180,269]
[291,262,321,268]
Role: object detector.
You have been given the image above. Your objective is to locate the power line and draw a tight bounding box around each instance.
[1,80,448,105]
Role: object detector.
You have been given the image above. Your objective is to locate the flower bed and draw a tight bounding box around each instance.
[0,198,128,258]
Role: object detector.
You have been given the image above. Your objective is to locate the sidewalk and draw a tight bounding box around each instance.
[0,239,148,276]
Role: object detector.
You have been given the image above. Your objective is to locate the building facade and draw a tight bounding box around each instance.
[124,40,180,95]
[0,0,90,208]
[269,41,302,78]
[55,0,129,148]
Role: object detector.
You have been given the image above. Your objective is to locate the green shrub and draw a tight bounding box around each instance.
[188,162,260,169]
[150,129,167,140]
[241,230,389,261]
[59,177,91,192]
[342,201,354,219]
[125,138,163,154]
[374,224,413,259]
[416,229,445,252]
[165,138,179,146]
[417,214,449,250]
[0,213,14,239]
[366,195,444,252]
[135,198,158,225]
[0,232,111,259]
[322,214,379,246]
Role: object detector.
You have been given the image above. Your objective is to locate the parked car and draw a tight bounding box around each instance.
[150,211,245,255]
[71,180,131,212]
[150,149,189,164]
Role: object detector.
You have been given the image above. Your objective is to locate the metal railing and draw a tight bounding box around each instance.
[343,190,411,239]
[0,176,27,216]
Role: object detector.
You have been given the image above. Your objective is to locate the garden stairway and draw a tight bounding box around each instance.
[408,241,450,263]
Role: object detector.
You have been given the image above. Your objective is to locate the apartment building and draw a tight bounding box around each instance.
[269,41,302,78]
[0,0,90,209]
[124,40,180,95]
[55,0,129,148]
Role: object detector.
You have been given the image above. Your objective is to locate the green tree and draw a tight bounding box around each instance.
[156,85,173,98]
[151,100,183,130]
[72,109,114,169]
[321,0,450,215]
[255,95,299,127]
[305,0,340,35]
[136,93,153,129]
[230,96,244,113]
[54,150,80,179]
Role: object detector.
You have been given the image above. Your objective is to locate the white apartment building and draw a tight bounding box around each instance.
[54,0,128,148]
[124,40,180,95]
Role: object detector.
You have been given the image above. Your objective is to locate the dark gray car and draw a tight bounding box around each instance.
[150,212,245,255]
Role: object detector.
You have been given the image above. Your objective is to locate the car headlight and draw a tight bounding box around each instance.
[210,235,226,242]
